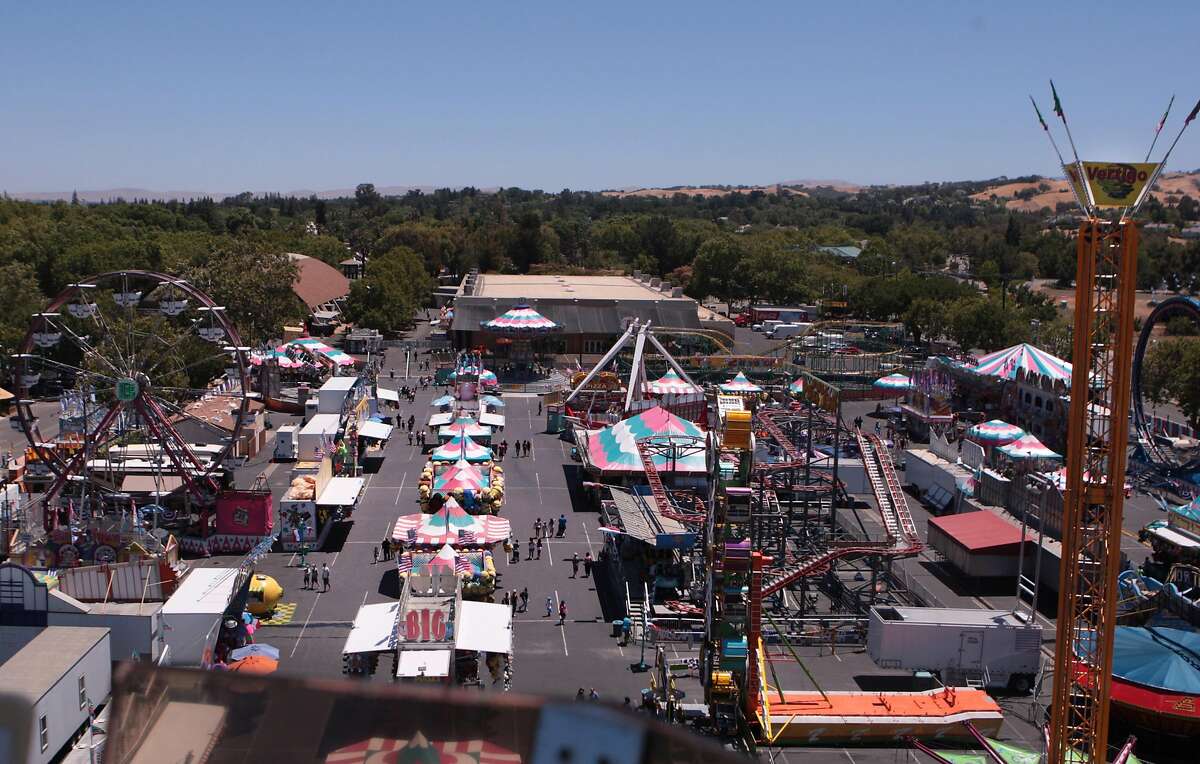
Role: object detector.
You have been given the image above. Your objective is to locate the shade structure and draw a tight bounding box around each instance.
[997,433,1061,461]
[583,406,707,474]
[971,342,1071,383]
[430,434,493,463]
[248,348,306,368]
[966,419,1025,445]
[438,416,492,440]
[480,303,560,334]
[643,368,701,395]
[719,371,763,394]
[479,394,505,408]
[280,337,356,367]
[430,394,455,407]
[391,497,511,546]
[787,377,805,396]
[433,459,489,491]
[873,373,912,392]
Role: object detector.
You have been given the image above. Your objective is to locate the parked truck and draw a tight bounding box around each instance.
[867,606,1043,694]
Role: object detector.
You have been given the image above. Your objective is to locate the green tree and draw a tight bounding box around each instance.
[185,249,302,344]
[0,262,46,362]
[688,236,745,306]
[903,297,946,344]
[343,246,432,334]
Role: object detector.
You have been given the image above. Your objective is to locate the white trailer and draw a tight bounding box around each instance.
[867,606,1042,693]
[273,424,298,461]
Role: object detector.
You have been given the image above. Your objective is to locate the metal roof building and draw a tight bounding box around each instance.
[447,272,733,356]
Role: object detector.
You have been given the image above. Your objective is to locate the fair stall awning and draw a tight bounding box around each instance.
[428,412,454,428]
[455,601,513,653]
[376,387,400,403]
[342,602,400,655]
[1151,525,1200,550]
[478,411,505,428]
[359,420,393,441]
[396,648,452,678]
[318,476,365,506]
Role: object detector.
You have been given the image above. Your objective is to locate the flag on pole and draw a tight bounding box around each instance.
[1031,96,1049,131]
[1158,95,1176,132]
[455,553,471,574]
[396,554,413,573]
[1051,80,1064,119]
[1187,98,1200,125]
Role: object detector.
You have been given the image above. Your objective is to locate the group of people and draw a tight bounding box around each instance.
[500,587,529,614]
[407,429,427,447]
[301,562,331,592]
[508,514,567,564]
[496,439,532,460]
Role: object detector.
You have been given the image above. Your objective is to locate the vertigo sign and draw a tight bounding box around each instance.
[1064,162,1160,207]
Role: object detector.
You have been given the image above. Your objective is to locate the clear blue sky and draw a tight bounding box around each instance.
[4,1,1199,194]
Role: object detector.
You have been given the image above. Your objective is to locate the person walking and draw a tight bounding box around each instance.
[570,552,580,578]
[527,538,535,561]
[589,688,599,701]
[583,551,593,578]
[407,431,413,446]
[382,538,391,561]
[558,513,567,538]
[558,599,567,625]
[303,565,311,590]
[524,440,532,458]
[520,587,529,612]
[502,590,510,606]
[538,400,543,416]
[576,688,585,701]
[534,518,542,539]
[545,597,553,618]
[536,537,543,559]
[373,546,379,565]
[321,563,331,592]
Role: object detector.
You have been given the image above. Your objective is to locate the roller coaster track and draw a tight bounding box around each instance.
[760,429,920,597]
[1131,295,1200,473]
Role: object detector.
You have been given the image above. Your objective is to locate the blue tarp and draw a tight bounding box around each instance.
[1082,626,1200,694]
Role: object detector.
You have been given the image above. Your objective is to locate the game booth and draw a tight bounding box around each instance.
[279,457,366,552]
[342,572,513,685]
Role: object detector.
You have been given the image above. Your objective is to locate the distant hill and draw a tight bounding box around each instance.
[970,171,1200,212]
[4,185,500,203]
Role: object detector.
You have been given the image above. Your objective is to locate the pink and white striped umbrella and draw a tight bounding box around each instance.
[719,372,762,393]
[643,368,701,395]
[480,303,560,334]
[997,433,1061,461]
[966,419,1025,445]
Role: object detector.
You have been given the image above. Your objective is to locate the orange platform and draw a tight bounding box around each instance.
[762,687,1004,744]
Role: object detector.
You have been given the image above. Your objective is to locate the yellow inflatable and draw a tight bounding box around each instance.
[247,573,284,615]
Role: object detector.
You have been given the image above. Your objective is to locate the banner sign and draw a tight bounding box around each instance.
[1064,162,1160,207]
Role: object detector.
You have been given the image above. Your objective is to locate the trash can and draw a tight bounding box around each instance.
[612,620,623,638]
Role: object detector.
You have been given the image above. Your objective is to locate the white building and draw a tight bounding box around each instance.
[0,624,111,764]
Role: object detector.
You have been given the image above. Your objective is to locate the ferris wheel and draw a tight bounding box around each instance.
[13,271,252,505]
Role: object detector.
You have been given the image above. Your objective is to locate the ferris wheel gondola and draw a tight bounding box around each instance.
[14,271,252,506]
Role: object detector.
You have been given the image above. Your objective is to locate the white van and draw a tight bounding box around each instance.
[769,323,813,340]
[755,320,784,334]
